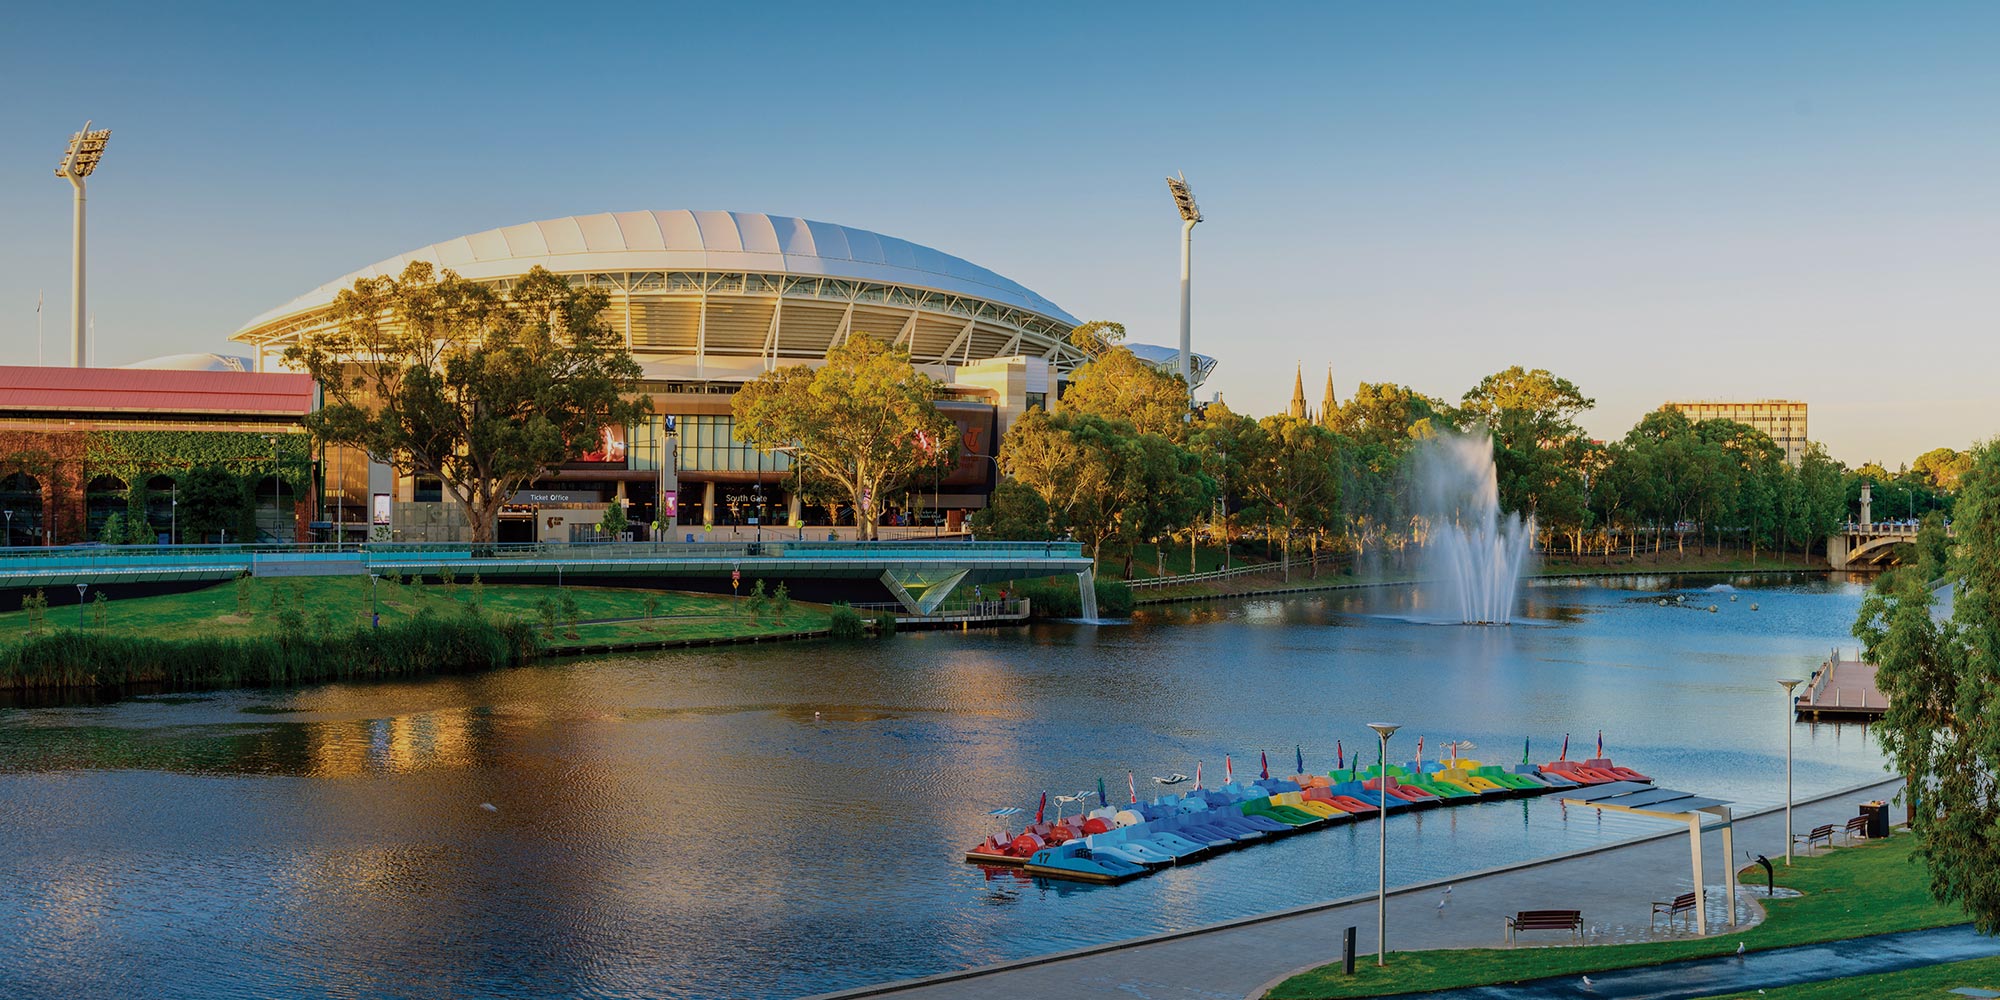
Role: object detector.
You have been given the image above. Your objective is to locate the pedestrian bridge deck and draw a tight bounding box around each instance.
[0,541,1092,615]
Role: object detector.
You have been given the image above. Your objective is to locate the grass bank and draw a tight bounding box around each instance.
[0,575,837,692]
[1705,954,2000,999]
[1268,835,1962,999]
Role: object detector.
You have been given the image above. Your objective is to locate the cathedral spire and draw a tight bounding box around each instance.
[1320,366,1339,428]
[1290,364,1308,419]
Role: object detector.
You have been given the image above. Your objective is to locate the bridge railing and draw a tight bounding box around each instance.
[0,538,1087,568]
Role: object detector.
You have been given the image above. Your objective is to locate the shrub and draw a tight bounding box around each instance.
[773,582,790,623]
[828,603,865,639]
[642,593,662,618]
[873,611,897,636]
[1008,576,1133,619]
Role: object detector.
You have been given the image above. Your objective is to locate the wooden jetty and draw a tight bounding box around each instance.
[1794,653,1888,720]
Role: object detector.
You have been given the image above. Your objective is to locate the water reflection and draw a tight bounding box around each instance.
[0,574,1882,1000]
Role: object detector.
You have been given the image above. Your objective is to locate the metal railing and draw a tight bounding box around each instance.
[0,539,1086,567]
[844,599,1030,619]
[1124,552,1346,589]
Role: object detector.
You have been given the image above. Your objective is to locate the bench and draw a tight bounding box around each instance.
[1795,823,1836,853]
[1844,816,1871,844]
[1651,891,1698,931]
[1505,909,1583,944]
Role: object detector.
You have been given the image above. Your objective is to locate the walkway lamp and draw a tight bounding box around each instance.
[170,483,177,545]
[1778,678,1802,864]
[55,122,110,368]
[4,510,11,547]
[76,583,89,627]
[1165,172,1202,403]
[1366,721,1400,966]
[369,573,380,628]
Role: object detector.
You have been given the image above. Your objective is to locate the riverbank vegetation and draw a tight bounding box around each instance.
[0,575,834,691]
[969,332,1964,578]
[1269,834,1962,999]
[1853,440,2000,932]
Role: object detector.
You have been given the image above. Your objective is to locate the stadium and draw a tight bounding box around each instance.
[230,210,1213,540]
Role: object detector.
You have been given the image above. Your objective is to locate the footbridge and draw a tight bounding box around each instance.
[1826,521,1950,571]
[0,540,1094,616]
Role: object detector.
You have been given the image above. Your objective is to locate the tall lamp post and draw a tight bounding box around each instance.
[76,583,89,627]
[1165,173,1202,404]
[55,122,111,368]
[1778,678,1802,864]
[1367,721,1401,966]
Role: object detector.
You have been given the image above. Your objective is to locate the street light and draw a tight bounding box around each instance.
[1778,678,1803,865]
[4,510,12,547]
[1165,172,1203,403]
[55,121,110,368]
[369,573,380,629]
[1366,721,1401,966]
[75,583,89,627]
[170,483,177,545]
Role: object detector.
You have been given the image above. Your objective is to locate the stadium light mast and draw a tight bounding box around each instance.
[55,121,111,368]
[1165,172,1202,402]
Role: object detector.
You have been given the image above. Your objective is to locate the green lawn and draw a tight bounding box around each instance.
[0,575,823,647]
[1702,954,2000,999]
[1269,835,1963,999]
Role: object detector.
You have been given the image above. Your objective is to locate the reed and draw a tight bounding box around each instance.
[0,613,545,692]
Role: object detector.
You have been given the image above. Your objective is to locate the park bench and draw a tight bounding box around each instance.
[1504,909,1584,944]
[1651,891,1698,931]
[1844,816,1871,844]
[1795,823,1836,854]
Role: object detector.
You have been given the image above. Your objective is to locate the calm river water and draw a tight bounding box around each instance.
[0,574,1883,999]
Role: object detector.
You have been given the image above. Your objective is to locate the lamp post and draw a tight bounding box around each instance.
[54,122,111,368]
[1778,678,1802,864]
[1367,721,1400,966]
[1165,172,1202,404]
[75,583,89,627]
[170,483,177,545]
[4,510,11,547]
[369,573,380,629]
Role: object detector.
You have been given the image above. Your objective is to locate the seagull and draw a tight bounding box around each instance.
[1738,941,1746,956]
[1580,975,1596,991]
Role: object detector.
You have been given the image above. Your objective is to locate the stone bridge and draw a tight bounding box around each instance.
[1826,521,1949,571]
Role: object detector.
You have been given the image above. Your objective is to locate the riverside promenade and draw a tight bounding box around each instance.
[812,777,1903,1000]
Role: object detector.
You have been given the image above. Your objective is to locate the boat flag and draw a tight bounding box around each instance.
[1296,745,1305,776]
[1225,755,1234,785]
[1036,790,1047,825]
[1260,751,1270,780]
[1416,736,1424,770]
[1560,734,1569,761]
[1128,771,1137,804]
[1523,737,1531,765]
[1097,777,1107,808]
[1195,761,1203,790]
[1596,730,1604,759]
[1337,740,1345,769]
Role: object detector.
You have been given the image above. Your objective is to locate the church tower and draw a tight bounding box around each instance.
[1319,367,1339,428]
[1290,365,1308,419]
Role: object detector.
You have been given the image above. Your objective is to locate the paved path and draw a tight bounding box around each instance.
[811,778,1902,1000]
[1402,924,1997,999]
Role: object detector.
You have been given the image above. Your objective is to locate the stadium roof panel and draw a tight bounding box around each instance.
[236,211,1078,335]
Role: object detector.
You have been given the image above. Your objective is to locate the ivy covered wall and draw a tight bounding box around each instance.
[1,428,314,544]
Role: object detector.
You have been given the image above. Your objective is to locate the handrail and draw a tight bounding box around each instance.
[1124,553,1346,589]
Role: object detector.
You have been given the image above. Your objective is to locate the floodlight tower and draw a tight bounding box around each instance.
[1165,172,1202,402]
[55,122,112,368]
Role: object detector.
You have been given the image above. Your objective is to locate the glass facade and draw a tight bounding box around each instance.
[675,414,792,474]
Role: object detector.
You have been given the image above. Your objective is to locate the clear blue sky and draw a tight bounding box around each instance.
[3,1,1995,466]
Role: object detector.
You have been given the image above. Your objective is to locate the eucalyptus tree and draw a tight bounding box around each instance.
[287,262,647,543]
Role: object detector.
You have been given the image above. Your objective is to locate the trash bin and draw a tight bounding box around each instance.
[686,533,695,543]
[1860,800,1890,839]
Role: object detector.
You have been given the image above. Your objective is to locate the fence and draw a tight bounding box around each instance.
[1123,553,1346,590]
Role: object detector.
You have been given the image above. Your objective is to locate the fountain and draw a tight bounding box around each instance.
[1415,430,1535,624]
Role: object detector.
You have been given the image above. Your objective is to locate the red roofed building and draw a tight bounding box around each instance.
[0,365,317,545]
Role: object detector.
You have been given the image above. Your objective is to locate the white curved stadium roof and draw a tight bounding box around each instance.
[239,210,1076,333]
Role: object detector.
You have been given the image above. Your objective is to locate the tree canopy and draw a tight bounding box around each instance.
[731,336,956,540]
[1057,346,1192,441]
[286,262,647,543]
[1856,441,2000,930]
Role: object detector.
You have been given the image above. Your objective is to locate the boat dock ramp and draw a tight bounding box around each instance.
[1794,652,1888,720]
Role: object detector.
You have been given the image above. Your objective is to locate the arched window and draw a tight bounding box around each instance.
[0,473,42,546]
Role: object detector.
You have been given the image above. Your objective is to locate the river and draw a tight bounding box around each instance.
[0,574,1883,999]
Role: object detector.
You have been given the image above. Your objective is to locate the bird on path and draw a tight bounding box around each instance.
[1737,941,1746,956]
[1580,975,1596,991]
